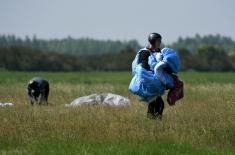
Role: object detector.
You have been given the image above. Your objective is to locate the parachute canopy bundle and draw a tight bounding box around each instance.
[129,47,180,101]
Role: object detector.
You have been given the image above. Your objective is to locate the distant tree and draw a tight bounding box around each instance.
[0,34,141,56]
[171,34,235,54]
[0,34,235,71]
[197,45,233,71]
[177,48,193,70]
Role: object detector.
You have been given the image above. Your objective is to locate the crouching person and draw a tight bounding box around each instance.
[27,77,49,105]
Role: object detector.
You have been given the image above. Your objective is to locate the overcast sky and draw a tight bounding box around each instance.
[0,0,235,45]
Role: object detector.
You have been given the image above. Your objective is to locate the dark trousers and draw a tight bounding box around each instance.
[147,96,164,119]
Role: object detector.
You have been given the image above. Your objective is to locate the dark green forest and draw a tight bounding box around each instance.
[0,35,140,55]
[0,34,235,71]
[171,34,235,54]
[0,46,135,71]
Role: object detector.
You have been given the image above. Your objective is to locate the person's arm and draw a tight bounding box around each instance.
[138,50,150,70]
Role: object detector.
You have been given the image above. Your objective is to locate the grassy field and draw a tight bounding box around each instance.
[0,71,234,154]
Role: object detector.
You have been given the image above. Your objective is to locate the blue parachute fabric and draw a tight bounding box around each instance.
[129,47,180,101]
[131,53,139,75]
[128,64,165,100]
[148,51,174,89]
[148,52,157,71]
[154,65,174,88]
[161,48,180,73]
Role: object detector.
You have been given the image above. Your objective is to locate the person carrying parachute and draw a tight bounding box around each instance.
[129,33,184,119]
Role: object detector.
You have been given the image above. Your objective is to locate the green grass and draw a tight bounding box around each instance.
[1,71,235,84]
[0,71,234,154]
[1,139,232,155]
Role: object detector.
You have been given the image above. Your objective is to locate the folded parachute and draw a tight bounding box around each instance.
[129,47,180,101]
[128,64,164,100]
[160,48,180,74]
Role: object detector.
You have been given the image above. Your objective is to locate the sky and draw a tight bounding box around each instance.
[0,0,235,45]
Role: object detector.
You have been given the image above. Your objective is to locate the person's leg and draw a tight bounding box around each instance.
[45,85,49,105]
[29,97,34,105]
[38,94,42,105]
[147,99,156,119]
[147,96,165,119]
[154,96,164,119]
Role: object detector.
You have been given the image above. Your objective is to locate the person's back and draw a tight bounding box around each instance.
[27,77,49,105]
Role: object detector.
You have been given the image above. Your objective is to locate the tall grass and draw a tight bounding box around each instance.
[0,71,234,154]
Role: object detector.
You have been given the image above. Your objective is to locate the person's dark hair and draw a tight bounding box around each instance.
[148,33,162,45]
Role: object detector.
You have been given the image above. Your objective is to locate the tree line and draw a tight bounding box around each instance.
[0,34,235,71]
[0,35,140,55]
[0,46,136,71]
